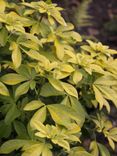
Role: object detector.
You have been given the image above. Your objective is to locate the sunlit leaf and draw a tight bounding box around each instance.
[0,82,9,96]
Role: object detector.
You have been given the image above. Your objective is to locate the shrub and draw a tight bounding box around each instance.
[0,0,117,155]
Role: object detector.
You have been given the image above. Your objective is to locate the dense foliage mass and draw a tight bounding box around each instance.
[0,0,117,155]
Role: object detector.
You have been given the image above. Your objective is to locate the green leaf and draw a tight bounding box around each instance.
[10,42,22,69]
[0,139,31,154]
[69,96,86,126]
[90,141,99,156]
[24,100,45,111]
[0,0,6,13]
[54,39,64,60]
[0,82,9,96]
[22,142,52,156]
[57,140,70,151]
[60,64,74,73]
[40,83,65,97]
[41,143,52,156]
[96,85,117,107]
[48,77,64,92]
[94,75,117,86]
[13,120,28,139]
[109,127,117,135]
[56,23,74,33]
[93,85,105,110]
[108,137,115,150]
[98,143,110,156]
[5,104,21,124]
[0,27,8,46]
[30,106,47,127]
[61,82,78,98]
[31,120,47,134]
[24,50,48,62]
[72,70,83,84]
[68,31,82,42]
[48,104,82,127]
[0,120,12,139]
[1,74,27,85]
[15,81,30,97]
[69,147,93,156]
[47,104,71,127]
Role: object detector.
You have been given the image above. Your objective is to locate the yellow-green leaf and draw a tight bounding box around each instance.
[1,74,27,85]
[0,0,6,13]
[90,141,99,156]
[60,64,74,73]
[24,100,45,111]
[72,70,83,84]
[61,82,78,98]
[0,139,30,154]
[54,39,64,60]
[30,106,47,126]
[10,42,22,69]
[48,77,64,92]
[31,120,47,134]
[93,85,104,110]
[108,138,115,150]
[15,81,30,97]
[0,82,9,96]
[57,140,70,151]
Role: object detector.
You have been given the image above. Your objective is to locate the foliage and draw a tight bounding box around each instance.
[73,0,92,27]
[0,0,117,155]
[56,0,92,28]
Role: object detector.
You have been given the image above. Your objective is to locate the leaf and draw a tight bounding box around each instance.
[22,142,52,156]
[24,50,48,62]
[40,83,65,97]
[0,120,12,139]
[61,82,78,98]
[5,104,21,124]
[54,39,64,60]
[94,75,117,86]
[31,120,47,134]
[1,74,27,85]
[70,31,82,42]
[48,104,82,126]
[108,137,115,150]
[72,70,83,84]
[24,100,45,111]
[47,104,71,127]
[57,140,70,151]
[30,106,47,127]
[0,27,8,46]
[96,85,117,107]
[0,139,31,154]
[69,96,86,126]
[90,141,99,156]
[98,143,110,156]
[15,81,30,97]
[13,120,28,139]
[93,85,105,110]
[22,143,43,156]
[69,147,93,156]
[50,9,66,26]
[0,0,6,13]
[48,77,64,92]
[109,128,117,135]
[0,82,9,96]
[10,42,22,68]
[60,64,74,73]
[41,143,52,156]
[56,23,74,33]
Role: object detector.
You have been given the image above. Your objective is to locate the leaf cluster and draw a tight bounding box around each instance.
[0,0,117,156]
